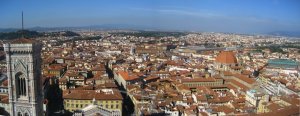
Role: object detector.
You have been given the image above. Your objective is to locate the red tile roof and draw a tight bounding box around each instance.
[63,89,123,100]
[11,38,34,44]
[182,77,216,82]
[215,51,237,64]
[118,71,139,81]
[233,74,255,84]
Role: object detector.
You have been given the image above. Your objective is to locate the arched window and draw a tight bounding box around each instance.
[15,72,26,97]
[17,112,22,116]
[24,113,29,116]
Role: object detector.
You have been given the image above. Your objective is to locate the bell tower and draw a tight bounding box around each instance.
[4,38,43,116]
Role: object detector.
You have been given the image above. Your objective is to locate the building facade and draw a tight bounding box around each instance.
[63,89,123,113]
[4,38,43,116]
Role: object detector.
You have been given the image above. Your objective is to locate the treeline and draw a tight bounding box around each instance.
[0,30,40,40]
[60,36,101,43]
[257,43,300,53]
[111,31,187,38]
[42,31,80,37]
[0,30,80,40]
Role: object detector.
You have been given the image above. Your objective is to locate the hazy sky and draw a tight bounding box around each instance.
[1,0,300,33]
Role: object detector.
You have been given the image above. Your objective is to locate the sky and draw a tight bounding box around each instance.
[0,0,300,33]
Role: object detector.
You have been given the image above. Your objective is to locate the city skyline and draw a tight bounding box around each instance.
[1,0,300,34]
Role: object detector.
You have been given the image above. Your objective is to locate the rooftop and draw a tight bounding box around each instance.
[63,89,123,100]
[268,59,299,66]
[10,38,34,44]
[215,51,237,64]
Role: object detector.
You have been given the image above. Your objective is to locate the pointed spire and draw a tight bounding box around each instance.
[21,11,25,38]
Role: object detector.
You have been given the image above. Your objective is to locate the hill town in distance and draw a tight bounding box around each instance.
[1,0,300,116]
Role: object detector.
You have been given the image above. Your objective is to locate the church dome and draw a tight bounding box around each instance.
[215,51,237,64]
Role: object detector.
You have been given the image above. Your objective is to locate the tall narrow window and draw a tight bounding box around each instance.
[17,76,21,95]
[21,78,24,95]
[15,72,26,97]
[23,78,26,96]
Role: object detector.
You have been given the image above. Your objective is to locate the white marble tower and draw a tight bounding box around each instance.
[4,38,43,116]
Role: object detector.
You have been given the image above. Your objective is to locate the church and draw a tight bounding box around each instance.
[214,50,240,72]
[4,38,43,116]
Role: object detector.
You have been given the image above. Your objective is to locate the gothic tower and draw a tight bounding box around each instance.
[4,38,43,116]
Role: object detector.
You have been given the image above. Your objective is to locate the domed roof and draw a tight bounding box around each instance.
[215,51,237,64]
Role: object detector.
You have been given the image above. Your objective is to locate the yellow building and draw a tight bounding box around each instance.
[45,64,66,78]
[63,89,123,112]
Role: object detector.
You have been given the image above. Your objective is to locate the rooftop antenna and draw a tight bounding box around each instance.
[22,11,24,30]
[21,11,24,38]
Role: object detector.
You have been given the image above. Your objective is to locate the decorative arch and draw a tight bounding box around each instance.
[14,59,28,74]
[17,112,22,116]
[16,107,31,116]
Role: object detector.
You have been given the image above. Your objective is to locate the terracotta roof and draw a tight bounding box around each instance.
[11,38,34,44]
[0,95,8,104]
[182,77,216,82]
[223,71,233,76]
[258,105,300,116]
[63,89,123,100]
[144,75,160,81]
[118,71,139,81]
[48,64,65,70]
[1,80,8,87]
[233,74,255,84]
[215,51,237,64]
[213,105,235,114]
[241,70,252,75]
[228,79,249,91]
[59,77,68,84]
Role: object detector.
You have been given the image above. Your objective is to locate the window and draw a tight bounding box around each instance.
[17,112,22,116]
[16,72,27,97]
[116,105,119,109]
[106,105,108,108]
[24,113,29,116]
[111,105,113,108]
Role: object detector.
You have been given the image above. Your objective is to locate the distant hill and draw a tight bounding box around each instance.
[0,24,167,33]
[267,31,300,38]
[0,30,41,40]
[0,30,80,40]
[0,28,19,33]
[110,31,188,38]
[0,24,148,32]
